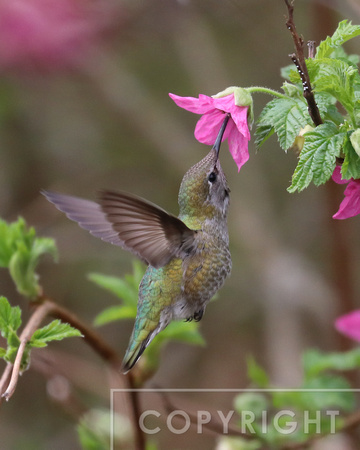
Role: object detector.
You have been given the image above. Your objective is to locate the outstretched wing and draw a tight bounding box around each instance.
[42,190,196,268]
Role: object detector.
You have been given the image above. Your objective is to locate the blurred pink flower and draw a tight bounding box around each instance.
[0,0,113,71]
[169,93,251,171]
[332,166,360,219]
[335,310,360,342]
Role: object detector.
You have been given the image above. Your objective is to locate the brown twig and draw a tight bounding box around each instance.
[0,364,13,401]
[1,300,54,401]
[0,295,146,450]
[284,0,323,127]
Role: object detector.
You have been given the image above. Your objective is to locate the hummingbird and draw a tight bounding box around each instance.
[43,114,232,373]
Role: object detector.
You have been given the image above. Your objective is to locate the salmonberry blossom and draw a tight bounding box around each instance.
[335,310,360,342]
[332,166,360,219]
[169,89,252,171]
[0,0,113,71]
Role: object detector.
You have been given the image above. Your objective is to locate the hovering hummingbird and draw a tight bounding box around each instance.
[43,114,232,373]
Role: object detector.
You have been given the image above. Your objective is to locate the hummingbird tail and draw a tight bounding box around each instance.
[121,341,147,374]
[121,329,156,374]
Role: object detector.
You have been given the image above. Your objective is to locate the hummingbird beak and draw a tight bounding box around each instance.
[213,113,231,161]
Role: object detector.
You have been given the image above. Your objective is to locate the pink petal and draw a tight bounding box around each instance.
[333,179,360,219]
[335,310,360,342]
[332,166,348,185]
[194,110,227,145]
[212,95,250,140]
[169,93,215,114]
[227,122,250,171]
[229,104,251,141]
[0,0,112,71]
[212,94,237,112]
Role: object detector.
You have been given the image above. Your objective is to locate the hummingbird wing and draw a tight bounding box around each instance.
[43,190,196,268]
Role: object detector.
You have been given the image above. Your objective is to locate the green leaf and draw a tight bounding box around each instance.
[350,128,360,156]
[288,122,346,192]
[0,296,22,339]
[144,320,205,371]
[303,348,360,379]
[281,64,298,82]
[31,237,58,265]
[341,134,360,179]
[30,320,82,348]
[0,218,28,267]
[157,320,205,346]
[254,124,274,149]
[234,392,268,418]
[77,408,133,450]
[256,98,309,151]
[302,375,355,412]
[281,82,302,98]
[94,305,137,326]
[216,437,262,450]
[246,355,269,388]
[316,20,360,60]
[0,347,6,358]
[88,268,142,307]
[308,58,359,117]
[0,218,57,298]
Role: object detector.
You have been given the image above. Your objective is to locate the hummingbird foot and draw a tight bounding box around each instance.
[194,308,204,322]
[185,308,204,322]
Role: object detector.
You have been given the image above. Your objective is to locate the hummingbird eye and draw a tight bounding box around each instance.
[208,172,217,183]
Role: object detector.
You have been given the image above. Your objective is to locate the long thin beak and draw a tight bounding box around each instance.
[213,113,231,160]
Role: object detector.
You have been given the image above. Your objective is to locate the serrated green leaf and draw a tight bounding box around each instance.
[0,296,22,338]
[30,319,82,347]
[342,134,360,179]
[94,305,137,326]
[350,128,360,156]
[281,82,302,98]
[281,64,298,82]
[246,355,269,388]
[254,124,274,149]
[316,20,360,60]
[303,348,360,379]
[288,122,346,192]
[308,58,359,117]
[0,347,6,358]
[257,98,309,150]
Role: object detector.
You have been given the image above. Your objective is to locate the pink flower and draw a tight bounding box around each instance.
[335,310,360,342]
[169,92,251,171]
[0,0,113,71]
[332,166,360,219]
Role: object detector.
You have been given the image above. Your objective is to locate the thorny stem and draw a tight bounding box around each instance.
[284,0,323,127]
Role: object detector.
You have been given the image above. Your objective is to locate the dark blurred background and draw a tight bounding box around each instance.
[1,0,360,448]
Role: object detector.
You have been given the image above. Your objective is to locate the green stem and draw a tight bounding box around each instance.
[246,86,287,98]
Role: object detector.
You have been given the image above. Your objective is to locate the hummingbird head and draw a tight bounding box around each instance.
[178,114,230,221]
